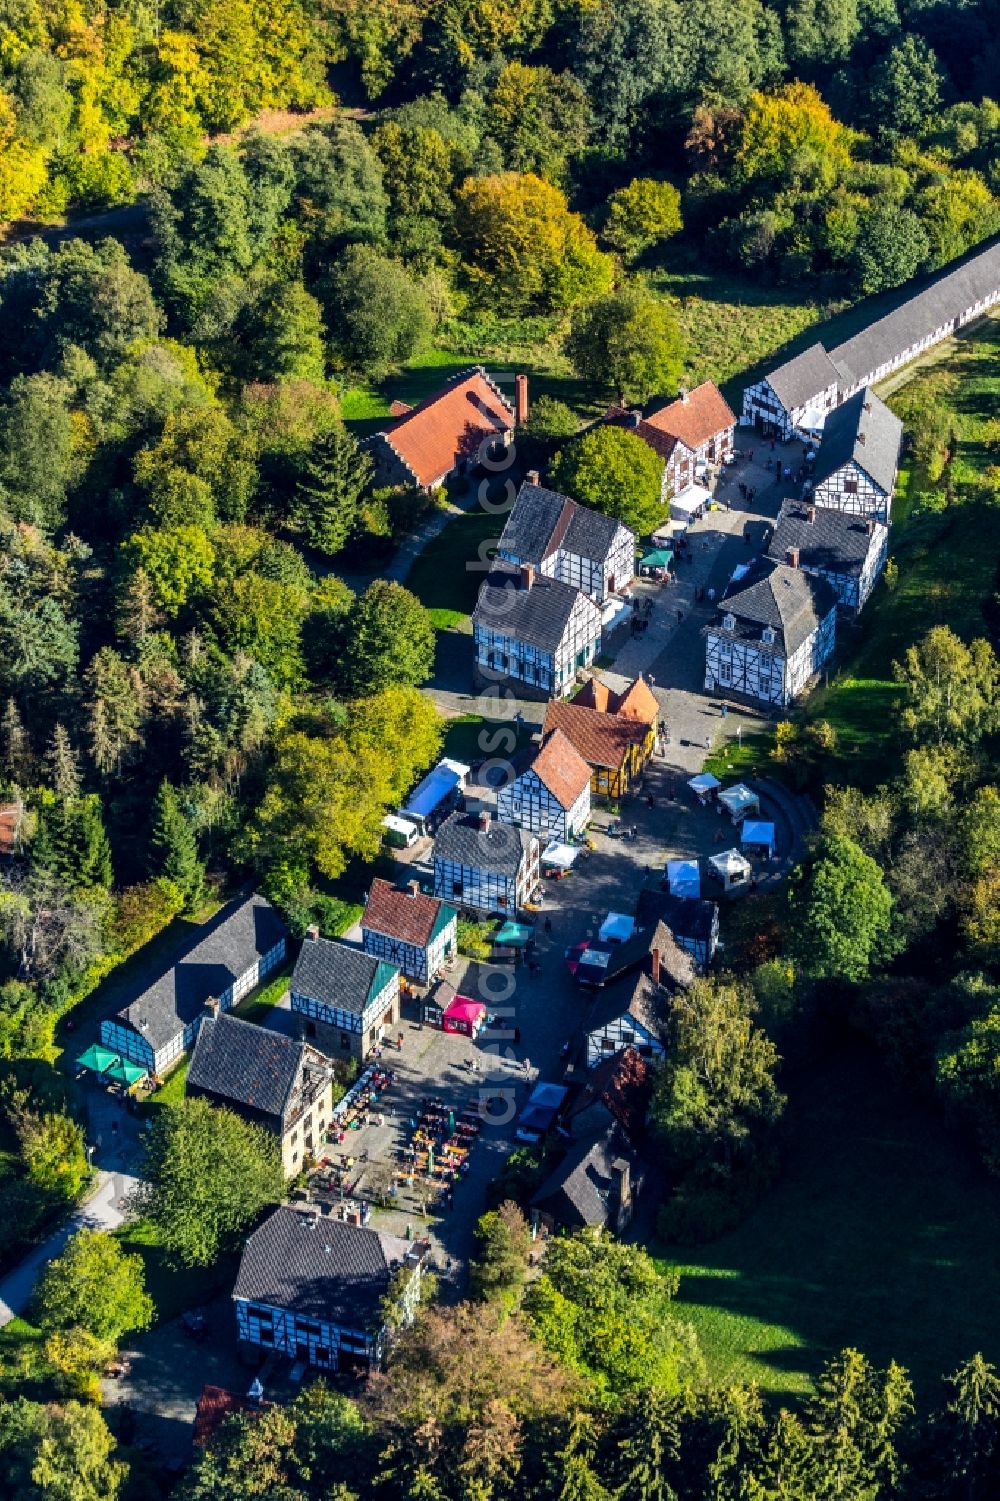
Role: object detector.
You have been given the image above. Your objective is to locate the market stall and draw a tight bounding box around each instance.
[667,859,701,899]
[687,772,721,803]
[639,547,674,578]
[708,847,753,893]
[742,820,777,858]
[717,783,760,824]
[599,911,635,944]
[542,841,579,878]
[441,995,487,1038]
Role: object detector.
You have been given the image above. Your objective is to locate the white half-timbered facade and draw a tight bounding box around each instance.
[768,500,890,615]
[233,1207,425,1372]
[433,810,539,915]
[497,728,592,843]
[808,388,901,524]
[473,562,602,701]
[361,879,457,984]
[497,480,635,605]
[704,561,838,708]
[291,935,400,1060]
[640,382,737,496]
[741,344,841,440]
[100,894,288,1074]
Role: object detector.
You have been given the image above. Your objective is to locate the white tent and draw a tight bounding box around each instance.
[542,841,579,872]
[599,911,635,944]
[718,783,760,824]
[688,772,721,801]
[709,847,753,893]
[670,483,713,522]
[667,859,701,899]
[741,820,776,858]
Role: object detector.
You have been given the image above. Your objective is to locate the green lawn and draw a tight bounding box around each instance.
[114,1218,238,1325]
[658,1045,1000,1404]
[406,507,504,622]
[230,962,294,1025]
[440,714,536,765]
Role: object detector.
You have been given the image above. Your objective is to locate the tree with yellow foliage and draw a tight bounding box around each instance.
[0,91,47,224]
[736,82,857,192]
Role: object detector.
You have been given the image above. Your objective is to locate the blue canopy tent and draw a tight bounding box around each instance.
[667,859,701,899]
[742,820,777,858]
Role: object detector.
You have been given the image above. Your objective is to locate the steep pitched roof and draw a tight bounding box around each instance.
[378,368,515,488]
[603,918,691,988]
[498,481,626,567]
[187,1013,306,1120]
[473,562,595,652]
[543,699,649,772]
[636,889,718,946]
[566,1046,653,1141]
[531,1124,636,1229]
[605,407,679,462]
[716,559,838,656]
[232,1205,412,1330]
[362,878,453,949]
[523,729,592,809]
[110,894,288,1054]
[612,676,659,724]
[768,499,885,578]
[765,343,841,411]
[291,938,397,1017]
[588,970,676,1046]
[644,381,736,450]
[810,387,902,497]
[433,811,534,877]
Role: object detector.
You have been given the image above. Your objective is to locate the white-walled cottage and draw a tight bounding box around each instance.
[633,381,736,498]
[290,936,400,1061]
[361,878,457,984]
[496,728,592,842]
[808,388,902,523]
[741,343,842,441]
[498,479,634,604]
[433,809,539,915]
[704,560,838,708]
[767,500,889,615]
[472,561,602,700]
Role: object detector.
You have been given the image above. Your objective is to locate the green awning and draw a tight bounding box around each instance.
[104,1056,147,1086]
[76,1045,120,1075]
[495,920,534,948]
[640,548,674,569]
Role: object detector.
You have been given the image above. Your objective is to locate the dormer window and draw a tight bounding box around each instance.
[723,613,736,633]
[762,626,775,645]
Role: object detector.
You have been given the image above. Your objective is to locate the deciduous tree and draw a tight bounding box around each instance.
[604,179,683,262]
[566,286,685,406]
[787,835,896,983]
[33,1229,153,1342]
[550,425,664,538]
[340,581,435,696]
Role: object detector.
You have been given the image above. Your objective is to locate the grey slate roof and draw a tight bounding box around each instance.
[187,1013,305,1121]
[810,388,901,497]
[112,894,288,1053]
[531,1125,635,1229]
[588,970,671,1042]
[830,236,1000,388]
[434,811,533,877]
[601,918,694,990]
[473,561,590,652]
[291,938,395,1017]
[716,560,838,656]
[765,343,840,411]
[768,499,883,579]
[233,1206,411,1331]
[499,481,625,567]
[636,889,718,947]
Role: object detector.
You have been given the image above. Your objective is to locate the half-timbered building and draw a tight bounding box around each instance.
[636,889,721,971]
[187,1013,334,1176]
[741,343,842,440]
[584,936,693,1067]
[704,560,838,709]
[233,1206,426,1372]
[767,499,890,614]
[290,935,400,1061]
[631,381,737,498]
[496,728,592,842]
[100,894,288,1074]
[361,878,457,984]
[433,809,539,915]
[472,561,602,700]
[370,367,519,491]
[497,479,635,604]
[808,388,902,523]
[542,675,658,798]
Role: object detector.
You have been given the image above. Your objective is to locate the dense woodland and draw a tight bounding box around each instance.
[0,0,999,1496]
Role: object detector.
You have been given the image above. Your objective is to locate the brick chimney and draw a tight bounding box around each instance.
[866,517,875,536]
[519,563,535,590]
[515,373,529,427]
[806,504,816,524]
[305,924,320,941]
[204,995,220,1017]
[478,810,491,832]
[611,1157,632,1231]
[649,947,661,986]
[679,387,689,403]
[407,879,421,897]
[785,547,800,569]
[526,469,541,486]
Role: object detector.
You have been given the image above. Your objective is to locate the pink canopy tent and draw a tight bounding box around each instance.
[442,995,486,1037]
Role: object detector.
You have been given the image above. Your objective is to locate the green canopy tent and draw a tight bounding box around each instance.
[495,920,534,948]
[639,547,674,575]
[76,1044,121,1076]
[103,1056,147,1087]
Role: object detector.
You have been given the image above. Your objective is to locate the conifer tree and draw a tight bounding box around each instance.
[47,723,80,800]
[149,780,205,913]
[290,428,373,557]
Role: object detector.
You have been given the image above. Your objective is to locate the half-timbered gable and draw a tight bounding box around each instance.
[585,936,693,1065]
[433,809,539,915]
[741,343,841,440]
[361,878,458,984]
[543,675,658,799]
[768,499,890,614]
[496,728,592,842]
[233,1206,425,1372]
[704,560,838,709]
[100,894,288,1074]
[290,936,400,1061]
[809,388,901,523]
[641,382,737,496]
[472,561,602,700]
[370,368,516,491]
[187,1013,334,1176]
[497,480,635,604]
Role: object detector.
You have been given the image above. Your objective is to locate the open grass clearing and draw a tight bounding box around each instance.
[658,1044,1000,1404]
[406,507,503,623]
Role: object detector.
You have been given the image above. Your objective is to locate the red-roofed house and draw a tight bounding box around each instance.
[0,801,23,859]
[612,381,736,501]
[496,728,592,842]
[543,676,658,799]
[371,368,519,491]
[361,878,458,983]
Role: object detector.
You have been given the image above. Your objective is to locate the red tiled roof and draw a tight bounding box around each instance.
[388,399,413,417]
[363,877,442,948]
[543,699,648,772]
[569,1046,652,1141]
[644,381,736,451]
[606,406,678,461]
[575,676,658,725]
[0,803,20,856]
[528,729,592,809]
[381,369,516,488]
[193,1386,265,1446]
